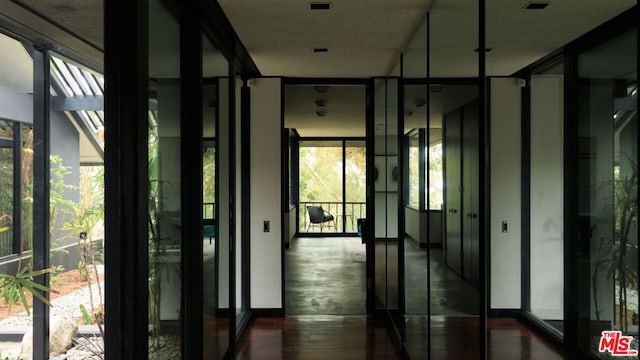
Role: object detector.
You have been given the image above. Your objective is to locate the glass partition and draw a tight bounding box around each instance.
[148,0,182,357]
[576,27,638,358]
[430,0,480,356]
[202,33,230,358]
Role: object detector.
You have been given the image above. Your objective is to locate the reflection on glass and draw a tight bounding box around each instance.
[202,33,230,358]
[529,69,565,334]
[407,130,420,209]
[577,29,638,358]
[0,33,34,258]
[374,78,388,308]
[385,78,399,311]
[148,0,182,358]
[428,142,443,210]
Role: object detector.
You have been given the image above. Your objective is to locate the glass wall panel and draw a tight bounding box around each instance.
[202,33,229,358]
[234,72,246,333]
[48,52,106,358]
[373,76,400,316]
[430,0,479,355]
[530,67,565,334]
[406,130,421,210]
[0,33,33,258]
[374,78,388,309]
[148,0,182,357]
[576,28,638,358]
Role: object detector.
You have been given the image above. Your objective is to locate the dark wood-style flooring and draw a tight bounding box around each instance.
[236,316,566,359]
[275,237,566,359]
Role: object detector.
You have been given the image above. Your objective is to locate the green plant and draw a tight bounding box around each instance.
[592,157,639,333]
[77,260,89,281]
[0,260,52,315]
[79,304,92,325]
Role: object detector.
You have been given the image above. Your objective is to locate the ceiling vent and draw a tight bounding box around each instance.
[313,48,328,53]
[524,2,550,10]
[310,2,332,10]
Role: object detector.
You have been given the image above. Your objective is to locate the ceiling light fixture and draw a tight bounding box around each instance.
[314,85,329,93]
[315,99,328,107]
[430,85,443,93]
[315,110,328,117]
[313,48,328,53]
[413,99,426,107]
[310,2,332,10]
[523,2,550,10]
[404,111,413,117]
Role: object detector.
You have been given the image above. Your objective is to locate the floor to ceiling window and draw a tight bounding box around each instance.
[575,26,638,359]
[297,140,366,234]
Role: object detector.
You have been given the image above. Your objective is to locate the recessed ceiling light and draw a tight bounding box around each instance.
[314,86,329,93]
[310,2,332,10]
[315,110,328,117]
[404,111,413,117]
[414,99,426,107]
[315,99,328,107]
[313,48,328,53]
[523,2,550,10]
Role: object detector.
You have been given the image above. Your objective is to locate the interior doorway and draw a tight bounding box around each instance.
[283,82,369,315]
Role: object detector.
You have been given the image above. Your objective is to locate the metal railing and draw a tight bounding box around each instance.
[299,201,366,233]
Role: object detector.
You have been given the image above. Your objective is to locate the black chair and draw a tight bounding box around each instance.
[306,205,336,232]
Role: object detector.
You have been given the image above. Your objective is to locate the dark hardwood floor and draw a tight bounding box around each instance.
[236,316,566,359]
[236,316,398,359]
[274,236,566,359]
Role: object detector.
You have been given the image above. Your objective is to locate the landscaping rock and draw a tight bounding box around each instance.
[20,317,78,357]
[50,317,79,355]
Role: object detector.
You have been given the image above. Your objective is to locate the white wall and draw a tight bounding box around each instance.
[250,78,282,309]
[530,75,564,320]
[489,77,522,309]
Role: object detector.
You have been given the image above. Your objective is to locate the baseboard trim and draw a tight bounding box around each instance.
[488,308,520,318]
[251,308,284,317]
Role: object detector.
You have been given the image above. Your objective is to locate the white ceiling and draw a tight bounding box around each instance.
[285,85,366,137]
[1,0,636,140]
[218,0,434,77]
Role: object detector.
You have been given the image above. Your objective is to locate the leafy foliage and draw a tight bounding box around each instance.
[0,261,52,315]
